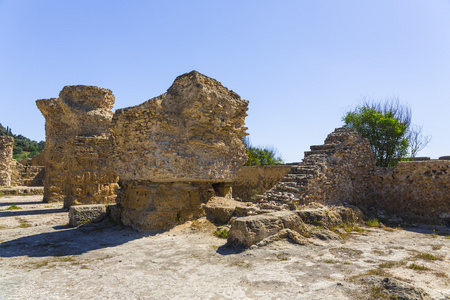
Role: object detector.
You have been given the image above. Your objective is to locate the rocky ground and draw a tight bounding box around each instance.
[0,195,449,300]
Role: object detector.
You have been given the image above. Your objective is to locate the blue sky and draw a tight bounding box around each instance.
[0,0,449,162]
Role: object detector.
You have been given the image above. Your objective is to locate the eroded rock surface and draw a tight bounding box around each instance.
[110,71,249,231]
[227,206,360,248]
[110,71,248,182]
[0,136,14,187]
[36,86,118,205]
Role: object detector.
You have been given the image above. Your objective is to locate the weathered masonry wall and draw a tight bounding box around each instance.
[37,85,118,206]
[63,136,119,207]
[111,71,249,230]
[0,136,14,187]
[258,128,375,210]
[110,71,248,183]
[254,128,449,225]
[365,160,450,225]
[231,165,291,201]
[11,164,44,186]
[118,181,213,230]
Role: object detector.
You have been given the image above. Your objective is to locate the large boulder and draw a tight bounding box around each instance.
[227,211,305,247]
[110,71,248,182]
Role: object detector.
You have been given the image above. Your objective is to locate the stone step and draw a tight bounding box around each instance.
[289,166,319,175]
[310,144,336,151]
[303,154,327,164]
[304,149,336,157]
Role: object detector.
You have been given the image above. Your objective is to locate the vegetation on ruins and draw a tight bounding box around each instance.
[0,123,45,160]
[343,98,431,167]
[243,136,284,166]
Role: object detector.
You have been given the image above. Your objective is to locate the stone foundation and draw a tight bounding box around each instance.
[117,181,214,230]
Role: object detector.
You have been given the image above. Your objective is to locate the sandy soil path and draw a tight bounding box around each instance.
[0,195,449,299]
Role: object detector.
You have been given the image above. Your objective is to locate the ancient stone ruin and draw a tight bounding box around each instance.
[0,136,14,187]
[110,71,248,230]
[36,86,118,207]
[37,71,249,229]
[30,71,448,237]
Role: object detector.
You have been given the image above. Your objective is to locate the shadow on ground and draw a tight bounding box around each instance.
[0,221,146,257]
[0,208,67,217]
[400,224,450,236]
[0,200,47,207]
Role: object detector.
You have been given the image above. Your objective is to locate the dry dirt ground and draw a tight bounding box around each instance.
[0,195,449,300]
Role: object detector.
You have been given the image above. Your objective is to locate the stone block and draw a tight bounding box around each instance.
[227,213,286,247]
[69,204,109,227]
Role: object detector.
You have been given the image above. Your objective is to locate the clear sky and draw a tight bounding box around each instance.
[0,0,449,163]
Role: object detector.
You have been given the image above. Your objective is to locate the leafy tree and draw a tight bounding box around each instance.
[243,136,284,166]
[343,98,430,167]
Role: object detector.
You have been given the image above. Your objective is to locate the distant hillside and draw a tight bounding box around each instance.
[0,123,45,160]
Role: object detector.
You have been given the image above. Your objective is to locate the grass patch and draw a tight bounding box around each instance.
[365,269,390,277]
[366,218,379,227]
[370,285,390,299]
[415,252,444,261]
[325,259,339,264]
[6,204,21,210]
[19,220,31,228]
[445,236,450,240]
[53,256,75,262]
[229,260,250,268]
[408,263,430,271]
[378,261,406,268]
[276,253,289,261]
[35,260,49,268]
[213,228,228,239]
[330,223,365,239]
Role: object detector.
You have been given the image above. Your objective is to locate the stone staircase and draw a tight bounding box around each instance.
[258,128,360,210]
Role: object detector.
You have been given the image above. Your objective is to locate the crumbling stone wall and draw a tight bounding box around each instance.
[11,163,44,186]
[231,165,291,201]
[63,136,118,207]
[111,71,249,230]
[0,136,14,187]
[365,160,450,225]
[36,85,117,204]
[259,128,375,210]
[255,128,449,225]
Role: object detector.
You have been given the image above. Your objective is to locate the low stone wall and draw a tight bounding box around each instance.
[252,128,449,225]
[364,160,450,225]
[63,136,119,208]
[0,137,14,187]
[231,165,292,201]
[11,163,44,186]
[117,181,212,230]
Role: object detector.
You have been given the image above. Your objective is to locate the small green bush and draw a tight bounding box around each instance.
[6,204,21,210]
[213,228,228,239]
[366,219,379,227]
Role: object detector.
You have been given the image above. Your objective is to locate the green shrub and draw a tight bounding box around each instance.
[213,228,228,239]
[366,219,380,227]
